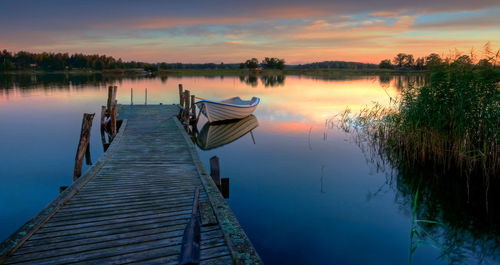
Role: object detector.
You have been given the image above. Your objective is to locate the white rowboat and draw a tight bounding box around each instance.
[195,96,259,123]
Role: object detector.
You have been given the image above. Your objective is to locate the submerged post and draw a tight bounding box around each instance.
[210,156,221,187]
[221,178,229,199]
[73,113,95,181]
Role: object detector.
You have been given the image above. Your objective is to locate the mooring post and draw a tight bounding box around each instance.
[131,87,133,105]
[179,84,184,107]
[100,105,106,131]
[209,156,221,187]
[73,113,95,181]
[112,86,117,103]
[106,86,113,113]
[178,84,184,120]
[190,95,196,123]
[145,88,147,105]
[85,143,92,165]
[179,186,201,265]
[184,90,191,125]
[110,99,117,138]
[100,106,108,151]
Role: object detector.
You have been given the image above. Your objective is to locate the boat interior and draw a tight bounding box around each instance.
[220,97,258,106]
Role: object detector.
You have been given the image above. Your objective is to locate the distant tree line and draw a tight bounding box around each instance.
[0,49,158,71]
[166,62,240,70]
[240,57,286,70]
[289,61,378,70]
[11,48,492,73]
[377,52,495,70]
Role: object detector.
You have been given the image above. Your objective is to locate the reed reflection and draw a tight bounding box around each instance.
[338,119,500,264]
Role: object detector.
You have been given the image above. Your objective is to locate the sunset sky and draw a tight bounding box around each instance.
[1,0,499,64]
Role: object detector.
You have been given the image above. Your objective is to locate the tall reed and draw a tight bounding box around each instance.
[340,52,500,177]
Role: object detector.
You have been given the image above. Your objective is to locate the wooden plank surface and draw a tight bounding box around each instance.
[1,104,261,265]
[0,105,260,264]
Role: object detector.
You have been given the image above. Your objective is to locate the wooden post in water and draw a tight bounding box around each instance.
[179,84,184,107]
[131,88,133,105]
[145,88,147,105]
[179,186,201,265]
[110,100,117,138]
[85,143,92,165]
[113,86,117,102]
[178,84,184,120]
[100,106,106,131]
[184,90,190,125]
[210,156,221,187]
[190,95,196,124]
[106,86,113,113]
[73,113,95,181]
[100,106,109,151]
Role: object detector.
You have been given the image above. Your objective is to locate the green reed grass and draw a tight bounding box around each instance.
[339,52,500,177]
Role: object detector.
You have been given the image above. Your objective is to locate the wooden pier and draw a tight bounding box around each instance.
[0,104,261,264]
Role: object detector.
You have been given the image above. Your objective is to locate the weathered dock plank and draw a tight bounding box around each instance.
[0,104,261,264]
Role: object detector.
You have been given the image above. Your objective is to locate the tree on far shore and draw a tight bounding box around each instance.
[244,58,259,69]
[260,57,285,70]
[379,59,393,69]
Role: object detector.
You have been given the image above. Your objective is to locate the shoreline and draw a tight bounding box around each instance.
[0,68,427,76]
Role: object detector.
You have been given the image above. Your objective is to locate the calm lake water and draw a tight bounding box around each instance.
[0,73,498,265]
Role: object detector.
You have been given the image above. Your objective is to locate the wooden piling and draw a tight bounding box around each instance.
[190,95,196,122]
[179,186,201,265]
[85,143,92,165]
[100,106,106,129]
[179,84,184,107]
[110,100,117,138]
[100,106,108,151]
[106,86,113,112]
[73,113,95,181]
[113,86,117,102]
[210,156,221,187]
[184,90,191,125]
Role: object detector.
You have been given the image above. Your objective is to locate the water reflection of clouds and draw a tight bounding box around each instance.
[1,74,407,131]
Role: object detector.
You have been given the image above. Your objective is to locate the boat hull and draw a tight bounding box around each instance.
[196,97,259,123]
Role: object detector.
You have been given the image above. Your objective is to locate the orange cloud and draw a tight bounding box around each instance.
[292,16,416,40]
[130,17,254,29]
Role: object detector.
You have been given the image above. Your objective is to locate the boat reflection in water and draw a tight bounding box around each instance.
[194,115,259,150]
[191,115,259,199]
